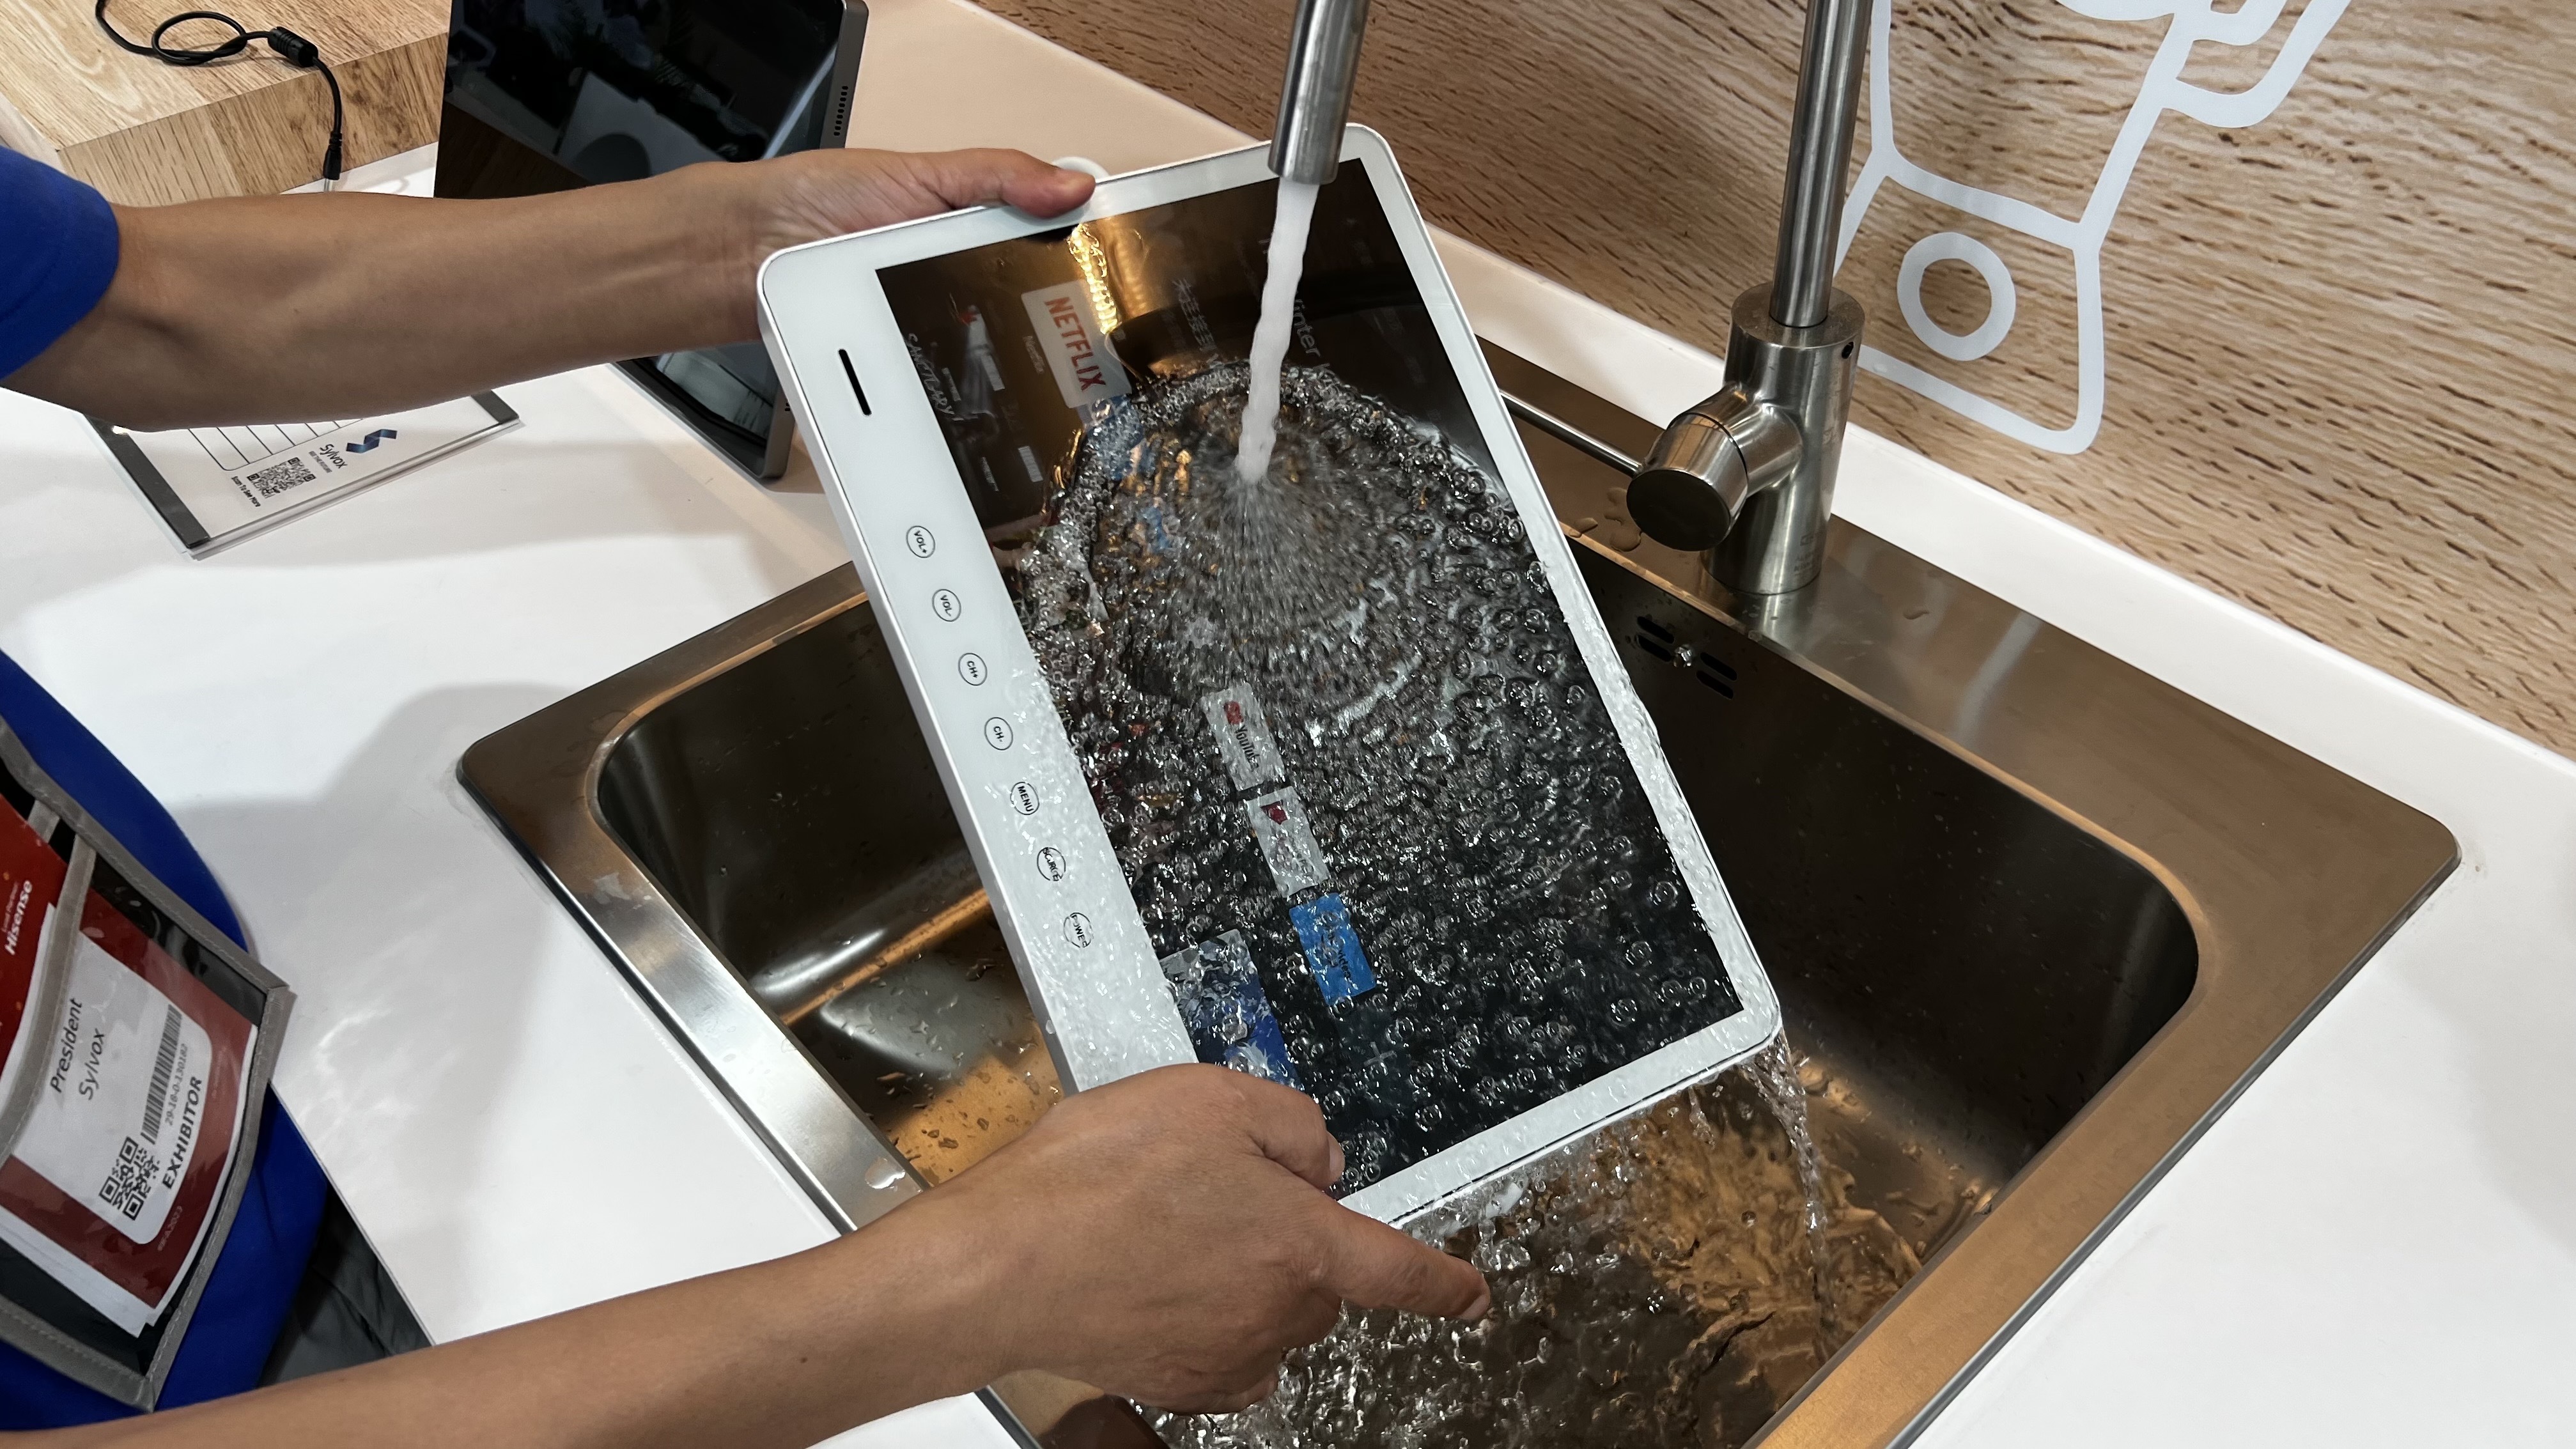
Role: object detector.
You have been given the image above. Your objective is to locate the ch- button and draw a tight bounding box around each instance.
[982,717,1014,750]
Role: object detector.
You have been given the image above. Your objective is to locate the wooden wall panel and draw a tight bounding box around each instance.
[977,0,2576,757]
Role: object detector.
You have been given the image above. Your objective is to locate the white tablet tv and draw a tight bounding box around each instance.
[756,128,1780,1223]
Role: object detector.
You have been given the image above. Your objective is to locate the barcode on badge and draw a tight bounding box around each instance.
[97,1137,156,1223]
[243,454,317,499]
[141,1003,182,1145]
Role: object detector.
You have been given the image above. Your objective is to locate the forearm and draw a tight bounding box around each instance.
[5,147,1092,431]
[0,1065,1482,1445]
[31,1199,1009,1449]
[20,165,763,430]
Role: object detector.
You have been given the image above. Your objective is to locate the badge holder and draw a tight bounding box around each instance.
[0,725,291,1408]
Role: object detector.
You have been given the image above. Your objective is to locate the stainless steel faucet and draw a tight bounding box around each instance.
[1629,0,1871,595]
[1271,0,1370,184]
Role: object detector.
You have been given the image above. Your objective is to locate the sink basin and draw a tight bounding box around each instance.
[461,345,2453,1448]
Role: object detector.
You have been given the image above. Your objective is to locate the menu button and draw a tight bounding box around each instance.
[1009,780,1040,816]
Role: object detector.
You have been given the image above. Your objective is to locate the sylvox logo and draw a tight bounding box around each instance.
[345,429,398,454]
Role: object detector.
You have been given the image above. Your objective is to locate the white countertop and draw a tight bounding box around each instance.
[4,1,2572,1443]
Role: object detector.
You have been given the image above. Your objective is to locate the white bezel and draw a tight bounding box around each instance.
[756,128,1781,1225]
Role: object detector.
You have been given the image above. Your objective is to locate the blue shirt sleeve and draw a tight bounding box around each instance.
[0,148,120,380]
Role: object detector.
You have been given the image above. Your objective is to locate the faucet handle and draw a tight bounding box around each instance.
[1629,389,1803,552]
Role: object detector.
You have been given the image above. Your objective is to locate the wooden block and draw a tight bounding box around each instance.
[0,0,449,204]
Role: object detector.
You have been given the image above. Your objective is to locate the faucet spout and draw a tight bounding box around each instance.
[1772,0,1872,330]
[1271,0,1372,185]
[1633,0,1870,596]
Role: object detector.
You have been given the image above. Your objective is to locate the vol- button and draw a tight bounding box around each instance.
[904,525,936,558]
[982,717,1014,750]
[1008,780,1039,816]
[932,588,961,622]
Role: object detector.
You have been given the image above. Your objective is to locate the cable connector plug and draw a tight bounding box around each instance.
[261,25,317,66]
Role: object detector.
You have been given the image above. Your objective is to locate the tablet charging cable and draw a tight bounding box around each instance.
[95,0,344,188]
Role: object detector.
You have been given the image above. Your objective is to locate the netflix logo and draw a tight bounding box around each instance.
[1019,281,1131,412]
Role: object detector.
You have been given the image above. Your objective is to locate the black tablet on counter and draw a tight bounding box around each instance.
[435,0,869,480]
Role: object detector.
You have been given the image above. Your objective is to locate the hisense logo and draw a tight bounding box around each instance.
[1,880,29,957]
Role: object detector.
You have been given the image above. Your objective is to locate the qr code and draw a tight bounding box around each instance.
[244,454,317,498]
[98,1137,156,1222]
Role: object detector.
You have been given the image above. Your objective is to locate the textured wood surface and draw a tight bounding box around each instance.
[0,0,446,203]
[979,0,2576,758]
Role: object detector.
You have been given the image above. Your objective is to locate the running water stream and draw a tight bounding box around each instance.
[1151,1036,1917,1448]
[1234,179,1320,487]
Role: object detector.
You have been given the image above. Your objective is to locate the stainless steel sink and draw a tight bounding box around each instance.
[460,345,2453,1448]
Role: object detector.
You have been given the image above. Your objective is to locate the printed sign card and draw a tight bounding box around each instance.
[91,392,518,556]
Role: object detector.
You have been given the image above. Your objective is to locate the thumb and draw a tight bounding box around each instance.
[1316,1206,1491,1320]
[907,148,1095,218]
[1223,1071,1344,1192]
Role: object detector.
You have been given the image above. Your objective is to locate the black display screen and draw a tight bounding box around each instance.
[880,171,1745,1191]
[442,0,846,184]
[880,169,1494,536]
[435,0,855,459]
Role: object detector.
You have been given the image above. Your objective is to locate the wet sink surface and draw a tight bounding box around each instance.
[462,345,2451,1448]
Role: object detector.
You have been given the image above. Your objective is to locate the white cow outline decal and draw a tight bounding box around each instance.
[1836,0,2352,454]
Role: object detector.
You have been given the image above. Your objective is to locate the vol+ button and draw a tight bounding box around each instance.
[904,525,935,558]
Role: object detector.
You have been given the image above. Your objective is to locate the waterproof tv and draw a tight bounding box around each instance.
[755,130,1780,1222]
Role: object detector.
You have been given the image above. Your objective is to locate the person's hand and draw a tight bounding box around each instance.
[718,146,1096,267]
[886,1064,1489,1413]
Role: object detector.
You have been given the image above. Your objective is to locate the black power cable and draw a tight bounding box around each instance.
[94,0,344,185]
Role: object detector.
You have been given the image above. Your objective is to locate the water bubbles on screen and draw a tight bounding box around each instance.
[1017,362,1740,1191]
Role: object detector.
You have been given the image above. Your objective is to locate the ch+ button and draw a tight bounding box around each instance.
[958,653,988,686]
[904,525,935,558]
[1009,780,1039,816]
